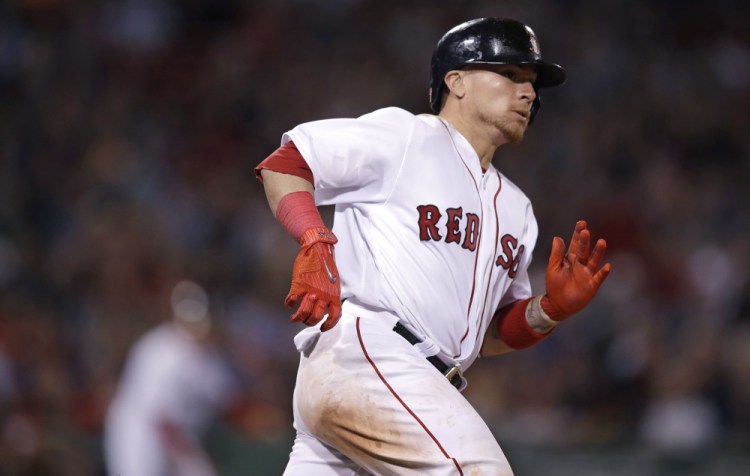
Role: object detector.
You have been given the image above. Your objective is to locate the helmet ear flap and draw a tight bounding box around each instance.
[529,95,540,124]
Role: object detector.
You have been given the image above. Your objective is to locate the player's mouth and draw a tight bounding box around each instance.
[512,109,529,121]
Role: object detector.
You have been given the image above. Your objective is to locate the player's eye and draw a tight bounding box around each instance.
[500,70,536,84]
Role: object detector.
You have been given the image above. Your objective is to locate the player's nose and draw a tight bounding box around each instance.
[519,82,536,104]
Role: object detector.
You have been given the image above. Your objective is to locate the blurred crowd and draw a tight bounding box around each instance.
[0,0,748,474]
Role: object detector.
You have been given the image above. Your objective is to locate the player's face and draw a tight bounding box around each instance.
[461,64,538,144]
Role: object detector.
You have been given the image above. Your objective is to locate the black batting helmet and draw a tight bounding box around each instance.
[429,18,566,122]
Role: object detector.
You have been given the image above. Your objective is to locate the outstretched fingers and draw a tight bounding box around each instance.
[576,229,591,263]
[586,238,608,271]
[566,221,586,257]
[549,236,566,269]
[591,262,612,289]
[568,221,593,263]
[585,238,611,289]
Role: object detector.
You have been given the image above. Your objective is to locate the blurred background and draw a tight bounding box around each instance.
[0,0,748,474]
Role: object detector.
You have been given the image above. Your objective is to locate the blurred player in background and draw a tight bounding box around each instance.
[103,280,241,476]
[256,17,611,475]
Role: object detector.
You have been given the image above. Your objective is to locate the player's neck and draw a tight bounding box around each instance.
[438,112,503,170]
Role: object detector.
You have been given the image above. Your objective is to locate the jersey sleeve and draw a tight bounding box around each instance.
[281,107,414,206]
[498,201,539,307]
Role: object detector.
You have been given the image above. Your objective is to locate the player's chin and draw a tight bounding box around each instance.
[499,121,527,144]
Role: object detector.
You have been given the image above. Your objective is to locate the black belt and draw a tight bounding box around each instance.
[393,322,463,390]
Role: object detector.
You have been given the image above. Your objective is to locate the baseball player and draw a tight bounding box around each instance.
[104,281,240,476]
[255,18,611,475]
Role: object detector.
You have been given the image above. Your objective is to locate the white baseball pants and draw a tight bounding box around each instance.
[283,305,513,475]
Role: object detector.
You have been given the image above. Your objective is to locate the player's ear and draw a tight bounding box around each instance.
[443,70,466,100]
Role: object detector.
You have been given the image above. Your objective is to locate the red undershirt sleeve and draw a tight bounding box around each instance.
[254,141,313,185]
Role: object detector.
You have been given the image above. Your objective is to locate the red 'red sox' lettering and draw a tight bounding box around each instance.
[445,207,463,245]
[417,205,442,241]
[417,205,479,252]
[496,234,525,278]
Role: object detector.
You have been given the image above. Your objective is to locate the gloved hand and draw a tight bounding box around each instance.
[542,220,611,321]
[284,226,342,331]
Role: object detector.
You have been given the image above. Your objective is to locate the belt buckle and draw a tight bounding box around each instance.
[444,366,462,382]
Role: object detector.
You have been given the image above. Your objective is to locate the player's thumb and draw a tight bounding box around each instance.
[548,237,566,269]
[284,295,297,309]
[284,288,300,308]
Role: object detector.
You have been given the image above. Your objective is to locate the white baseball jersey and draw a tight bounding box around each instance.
[284,107,538,371]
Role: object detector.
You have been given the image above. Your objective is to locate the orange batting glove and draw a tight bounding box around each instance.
[284,226,342,331]
[542,220,611,321]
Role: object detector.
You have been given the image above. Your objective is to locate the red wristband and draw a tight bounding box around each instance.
[494,298,553,350]
[275,191,325,243]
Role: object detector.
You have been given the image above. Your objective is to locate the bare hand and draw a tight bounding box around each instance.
[543,220,611,320]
